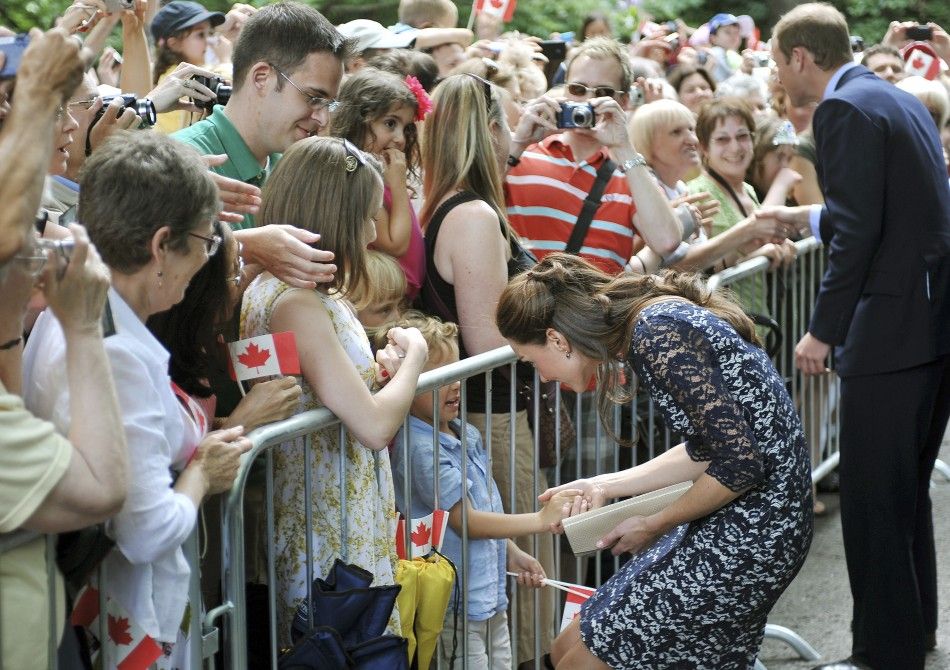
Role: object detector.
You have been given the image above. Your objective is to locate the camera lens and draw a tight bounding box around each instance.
[135,99,157,126]
[572,105,593,128]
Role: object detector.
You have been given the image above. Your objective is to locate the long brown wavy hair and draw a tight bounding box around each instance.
[496,253,760,441]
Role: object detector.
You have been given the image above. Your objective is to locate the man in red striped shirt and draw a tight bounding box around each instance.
[504,37,682,274]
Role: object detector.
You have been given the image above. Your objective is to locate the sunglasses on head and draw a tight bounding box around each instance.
[464,72,493,110]
[566,82,619,99]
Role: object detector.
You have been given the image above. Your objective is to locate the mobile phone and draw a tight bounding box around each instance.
[905,25,933,41]
[539,40,567,62]
[0,34,30,79]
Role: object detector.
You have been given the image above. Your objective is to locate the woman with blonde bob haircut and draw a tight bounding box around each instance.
[419,72,558,658]
[498,252,813,669]
[241,137,429,641]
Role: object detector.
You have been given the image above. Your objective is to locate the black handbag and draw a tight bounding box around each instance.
[56,525,115,598]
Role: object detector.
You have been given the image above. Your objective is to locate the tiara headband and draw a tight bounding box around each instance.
[772,120,799,147]
[405,75,433,121]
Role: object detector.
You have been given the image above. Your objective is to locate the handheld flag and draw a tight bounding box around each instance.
[227,332,300,382]
[474,0,516,22]
[395,510,449,559]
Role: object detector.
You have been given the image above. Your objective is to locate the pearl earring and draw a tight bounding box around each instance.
[157,270,164,288]
[565,351,572,359]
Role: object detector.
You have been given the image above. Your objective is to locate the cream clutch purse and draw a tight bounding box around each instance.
[561,481,693,555]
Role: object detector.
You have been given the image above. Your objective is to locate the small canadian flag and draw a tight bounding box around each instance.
[71,586,163,670]
[474,0,516,22]
[559,585,596,632]
[395,510,449,559]
[902,43,941,80]
[227,332,301,383]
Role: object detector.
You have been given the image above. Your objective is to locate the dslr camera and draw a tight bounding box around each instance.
[94,94,157,126]
[191,74,232,112]
[556,102,595,129]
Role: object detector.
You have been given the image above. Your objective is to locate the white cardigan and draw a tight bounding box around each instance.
[23,289,198,643]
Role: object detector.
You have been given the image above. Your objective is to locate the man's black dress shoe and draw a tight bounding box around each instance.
[810,659,872,670]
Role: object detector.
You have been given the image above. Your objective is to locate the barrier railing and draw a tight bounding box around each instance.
[3,236,845,669]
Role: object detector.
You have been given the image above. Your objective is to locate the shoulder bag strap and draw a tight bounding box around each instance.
[564,158,617,254]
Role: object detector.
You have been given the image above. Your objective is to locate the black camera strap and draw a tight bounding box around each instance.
[565,157,616,254]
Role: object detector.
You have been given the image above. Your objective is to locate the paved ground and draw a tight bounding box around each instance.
[758,432,950,670]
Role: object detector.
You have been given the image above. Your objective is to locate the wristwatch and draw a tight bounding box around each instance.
[617,154,647,173]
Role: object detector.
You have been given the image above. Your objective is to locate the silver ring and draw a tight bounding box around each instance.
[397,353,406,359]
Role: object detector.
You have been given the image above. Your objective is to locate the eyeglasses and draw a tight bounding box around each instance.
[272,65,339,113]
[566,82,619,99]
[188,230,222,256]
[14,253,47,278]
[68,98,98,112]
[231,241,245,287]
[464,72,493,110]
[342,138,367,173]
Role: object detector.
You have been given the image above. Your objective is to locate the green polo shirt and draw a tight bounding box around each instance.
[172,105,280,230]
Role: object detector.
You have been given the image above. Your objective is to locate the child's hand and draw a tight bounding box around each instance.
[381,147,408,186]
[507,544,545,589]
[538,488,586,533]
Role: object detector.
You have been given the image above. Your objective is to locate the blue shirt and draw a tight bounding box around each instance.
[391,416,507,621]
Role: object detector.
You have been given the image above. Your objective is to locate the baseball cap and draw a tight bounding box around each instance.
[708,13,740,34]
[150,1,225,42]
[337,19,414,52]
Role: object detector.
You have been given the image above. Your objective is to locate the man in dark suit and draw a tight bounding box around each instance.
[760,3,950,669]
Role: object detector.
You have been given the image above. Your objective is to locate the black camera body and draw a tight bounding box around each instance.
[191,75,232,112]
[556,102,595,129]
[905,25,933,41]
[94,94,157,126]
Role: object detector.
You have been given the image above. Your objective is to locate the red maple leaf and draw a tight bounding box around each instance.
[410,521,431,546]
[238,342,271,370]
[108,614,134,646]
[912,56,925,69]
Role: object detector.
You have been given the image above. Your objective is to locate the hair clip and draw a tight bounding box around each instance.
[405,75,433,121]
[771,120,799,147]
[342,138,367,173]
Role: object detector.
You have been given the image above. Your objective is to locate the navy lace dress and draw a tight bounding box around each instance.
[579,301,813,669]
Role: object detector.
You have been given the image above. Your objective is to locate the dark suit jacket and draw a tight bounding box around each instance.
[810,65,950,377]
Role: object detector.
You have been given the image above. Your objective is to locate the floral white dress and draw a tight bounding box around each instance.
[240,274,401,644]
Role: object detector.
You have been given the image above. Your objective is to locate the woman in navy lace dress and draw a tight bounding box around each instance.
[497,253,813,669]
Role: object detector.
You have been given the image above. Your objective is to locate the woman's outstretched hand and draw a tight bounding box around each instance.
[538,477,608,512]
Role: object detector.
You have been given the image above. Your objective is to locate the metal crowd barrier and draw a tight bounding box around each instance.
[2,237,848,669]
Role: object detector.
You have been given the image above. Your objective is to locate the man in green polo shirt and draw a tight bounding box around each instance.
[174,1,351,289]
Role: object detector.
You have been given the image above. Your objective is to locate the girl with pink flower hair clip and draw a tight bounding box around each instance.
[331,69,433,300]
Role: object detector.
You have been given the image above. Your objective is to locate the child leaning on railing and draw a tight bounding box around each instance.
[382,311,582,668]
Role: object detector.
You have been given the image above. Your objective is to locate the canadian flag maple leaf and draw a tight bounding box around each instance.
[108,614,134,646]
[912,56,925,69]
[410,521,431,546]
[238,342,271,371]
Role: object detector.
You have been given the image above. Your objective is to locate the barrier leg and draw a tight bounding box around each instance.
[763,623,821,661]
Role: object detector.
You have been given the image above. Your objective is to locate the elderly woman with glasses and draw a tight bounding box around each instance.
[23,131,251,667]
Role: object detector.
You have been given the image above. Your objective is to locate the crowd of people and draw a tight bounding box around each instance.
[1,0,948,668]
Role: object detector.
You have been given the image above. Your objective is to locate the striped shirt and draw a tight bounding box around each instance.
[504,134,638,274]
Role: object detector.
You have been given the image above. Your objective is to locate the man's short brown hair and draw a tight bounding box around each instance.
[773,3,852,71]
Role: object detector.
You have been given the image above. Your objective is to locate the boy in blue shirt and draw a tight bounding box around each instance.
[386,312,580,669]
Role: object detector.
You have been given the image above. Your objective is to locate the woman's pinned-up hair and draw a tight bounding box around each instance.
[497,252,760,436]
[79,130,219,274]
[419,73,512,243]
[259,136,384,294]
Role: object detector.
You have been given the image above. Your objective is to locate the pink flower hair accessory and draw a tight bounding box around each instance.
[405,75,433,121]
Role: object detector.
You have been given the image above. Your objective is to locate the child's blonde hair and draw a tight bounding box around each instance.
[347,250,407,313]
[376,310,459,361]
[397,0,457,28]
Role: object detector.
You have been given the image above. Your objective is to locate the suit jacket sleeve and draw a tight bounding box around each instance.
[808,98,886,346]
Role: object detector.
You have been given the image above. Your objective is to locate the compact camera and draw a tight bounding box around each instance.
[0,34,29,79]
[103,0,134,12]
[556,102,595,129]
[751,52,771,67]
[191,74,232,112]
[94,94,157,126]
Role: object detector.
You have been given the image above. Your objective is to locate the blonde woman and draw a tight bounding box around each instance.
[418,73,555,660]
[240,137,428,641]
